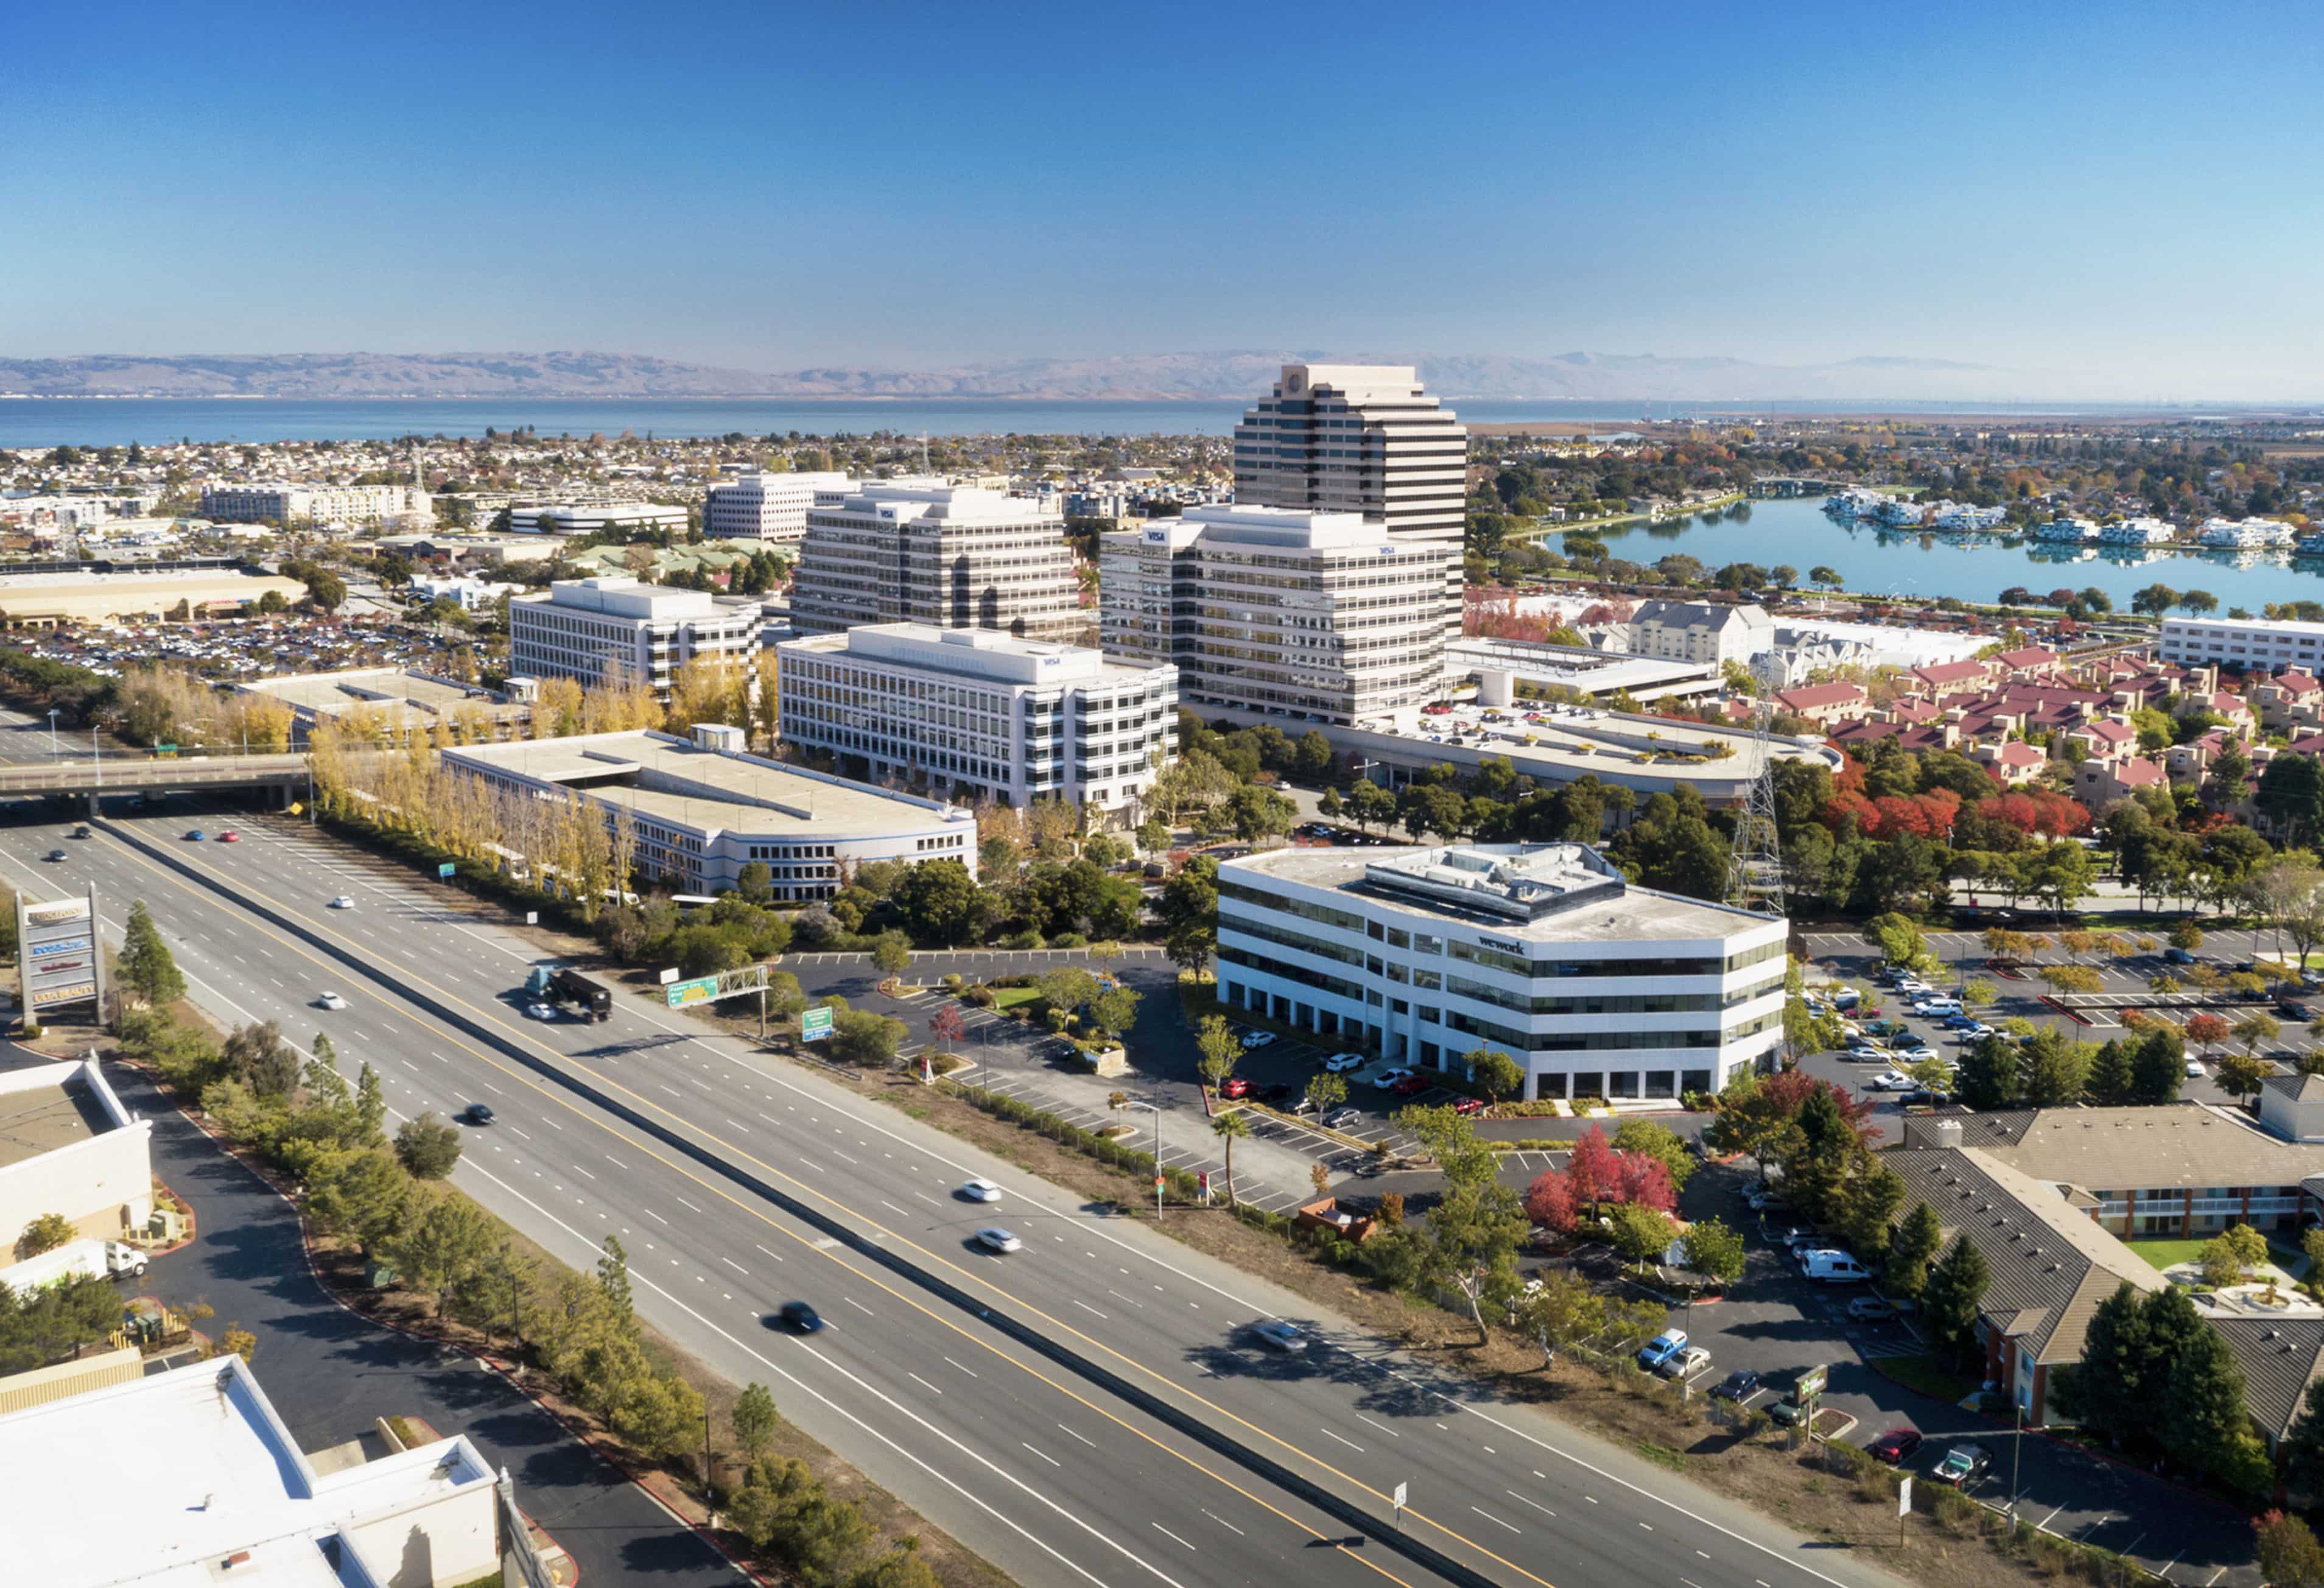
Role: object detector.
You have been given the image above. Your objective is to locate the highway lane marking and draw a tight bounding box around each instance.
[721,1257,748,1275]
[1150,1523,1196,1551]
[844,1296,876,1316]
[1200,1510,1244,1537]
[1319,1427,1365,1452]
[96,829,1519,1588]
[1357,1414,1399,1438]
[644,1209,670,1224]
[570,1164,595,1179]
[882,1201,910,1216]
[1470,1507,1520,1534]
[1506,1492,1555,1519]
[944,1356,979,1378]
[1021,1442,1061,1467]
[448,1160,1140,1588]
[753,1244,785,1263]
[909,1372,944,1396]
[675,1196,703,1213]
[1072,1300,1108,1320]
[1058,1424,1099,1449]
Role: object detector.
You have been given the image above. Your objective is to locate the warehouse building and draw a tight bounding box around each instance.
[0,1058,155,1249]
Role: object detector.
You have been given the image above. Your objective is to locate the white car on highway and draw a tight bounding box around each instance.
[328,895,355,910]
[960,1178,1002,1203]
[317,991,348,1011]
[524,1002,557,1021]
[974,1227,1022,1254]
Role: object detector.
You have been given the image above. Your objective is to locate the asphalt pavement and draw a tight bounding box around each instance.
[0,793,1926,1588]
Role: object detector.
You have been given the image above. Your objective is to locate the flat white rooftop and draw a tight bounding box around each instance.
[1224,843,1777,944]
[518,576,724,620]
[444,729,971,838]
[0,1355,494,1588]
[1179,502,1400,550]
[785,622,1160,688]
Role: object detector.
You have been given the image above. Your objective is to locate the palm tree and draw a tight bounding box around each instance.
[1210,1111,1250,1207]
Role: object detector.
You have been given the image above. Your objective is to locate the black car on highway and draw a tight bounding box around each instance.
[777,1301,824,1333]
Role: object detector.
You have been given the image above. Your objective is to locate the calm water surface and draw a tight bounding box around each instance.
[1555,497,2324,611]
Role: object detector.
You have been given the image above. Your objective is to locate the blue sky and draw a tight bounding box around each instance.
[4,0,2319,396]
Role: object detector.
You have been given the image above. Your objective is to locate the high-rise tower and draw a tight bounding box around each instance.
[1230,364,1468,538]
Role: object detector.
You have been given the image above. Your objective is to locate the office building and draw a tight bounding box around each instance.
[443,726,977,896]
[198,482,429,527]
[790,479,1083,643]
[0,1353,507,1588]
[507,501,688,536]
[1626,600,1777,667]
[507,576,762,701]
[1215,843,1787,1101]
[1096,517,1203,670]
[1118,503,1451,725]
[703,471,856,543]
[2160,614,2324,672]
[779,623,1176,815]
[1231,364,1468,538]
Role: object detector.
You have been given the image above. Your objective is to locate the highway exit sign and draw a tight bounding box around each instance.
[801,1006,835,1042]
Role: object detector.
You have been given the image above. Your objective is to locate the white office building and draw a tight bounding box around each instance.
[1232,364,1468,539]
[1626,600,1776,667]
[2160,615,2324,672]
[1108,504,1450,725]
[507,501,688,536]
[0,1354,507,1588]
[778,623,1175,816]
[790,479,1083,643]
[703,471,856,543]
[199,482,430,527]
[507,576,762,701]
[1216,843,1788,1102]
[443,726,977,896]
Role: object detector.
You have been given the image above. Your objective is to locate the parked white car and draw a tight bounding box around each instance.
[1322,1052,1366,1073]
[1867,1070,1914,1091]
[1240,1031,1277,1051]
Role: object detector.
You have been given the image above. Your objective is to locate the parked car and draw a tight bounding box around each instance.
[1240,1031,1277,1051]
[1868,1427,1923,1464]
[1657,1346,1712,1381]
[1391,1073,1428,1096]
[2164,947,2197,965]
[1252,1321,1307,1353]
[1452,1097,1486,1115]
[1940,1013,1981,1030]
[2185,1056,2206,1078]
[2280,1000,2314,1022]
[1322,1052,1366,1073]
[1894,1044,1939,1064]
[1934,1443,1994,1486]
[1709,1369,1762,1401]
[1742,1184,1786,1212]
[1373,1067,1417,1091]
[1768,1394,1813,1427]
[1636,1330,1688,1371]
[1254,1082,1293,1104]
[1867,1070,1914,1091]
[1221,1077,1253,1100]
[1322,1108,1363,1130]
[1847,1296,1898,1321]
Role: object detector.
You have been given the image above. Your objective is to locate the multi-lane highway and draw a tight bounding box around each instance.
[2,798,1912,1588]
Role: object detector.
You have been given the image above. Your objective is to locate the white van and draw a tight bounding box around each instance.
[1802,1249,1872,1283]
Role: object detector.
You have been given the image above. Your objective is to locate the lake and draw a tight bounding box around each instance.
[0,396,1701,449]
[1551,497,2324,612]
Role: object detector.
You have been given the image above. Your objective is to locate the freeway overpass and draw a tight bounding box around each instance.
[0,751,312,808]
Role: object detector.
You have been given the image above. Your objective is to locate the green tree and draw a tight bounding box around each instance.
[15,1212,74,1260]
[394,1112,463,1179]
[2162,1325,2252,1476]
[1681,1216,1744,1284]
[354,1063,386,1145]
[1607,1203,1678,1270]
[2021,1028,2092,1106]
[1612,1116,1695,1193]
[1305,1072,1347,1115]
[1156,855,1218,975]
[117,899,185,1008]
[871,932,913,977]
[303,1147,412,1252]
[727,1455,872,1587]
[225,1020,299,1099]
[1468,1049,1525,1105]
[1838,1159,1907,1257]
[389,1188,497,1316]
[1920,1232,1992,1366]
[2278,1382,2324,1503]
[1864,912,1927,968]
[1954,1033,2023,1111]
[2130,1023,2187,1105]
[1884,1201,1944,1298]
[1209,1110,1250,1206]
[890,860,988,946]
[845,1546,941,1588]
[2062,1281,2153,1444]
[0,1271,124,1373]
[2085,1038,2136,1106]
[733,1382,779,1460]
[829,1008,907,1067]
[1395,1105,1528,1341]
[2255,1512,2324,1588]
[1195,1014,1241,1090]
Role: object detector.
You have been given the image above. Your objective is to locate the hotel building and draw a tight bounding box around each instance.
[1215,843,1788,1101]
[2160,615,2324,673]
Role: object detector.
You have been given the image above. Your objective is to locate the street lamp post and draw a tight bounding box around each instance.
[46,709,58,757]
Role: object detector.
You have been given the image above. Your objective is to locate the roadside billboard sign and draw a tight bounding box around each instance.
[18,891,101,1012]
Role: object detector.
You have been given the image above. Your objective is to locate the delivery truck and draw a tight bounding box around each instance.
[0,1238,147,1298]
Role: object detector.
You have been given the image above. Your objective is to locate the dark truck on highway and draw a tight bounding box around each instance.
[527,964,613,1022]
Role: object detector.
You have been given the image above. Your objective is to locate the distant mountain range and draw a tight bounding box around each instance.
[0,348,2093,402]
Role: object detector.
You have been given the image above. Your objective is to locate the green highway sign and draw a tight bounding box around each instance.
[800,1005,835,1042]
[665,975,719,1008]
[437,862,456,879]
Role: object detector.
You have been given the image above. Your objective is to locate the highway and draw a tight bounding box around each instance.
[2,798,1914,1588]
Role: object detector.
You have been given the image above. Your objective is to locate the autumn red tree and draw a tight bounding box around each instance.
[1613,1152,1676,1214]
[2183,1011,2233,1058]
[1523,1167,1578,1232]
[1565,1125,1621,1212]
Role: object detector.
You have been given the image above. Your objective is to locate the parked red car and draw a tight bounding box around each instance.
[1868,1427,1923,1464]
[1391,1074,1429,1096]
[1452,1097,1487,1115]
[1221,1077,1252,1100]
